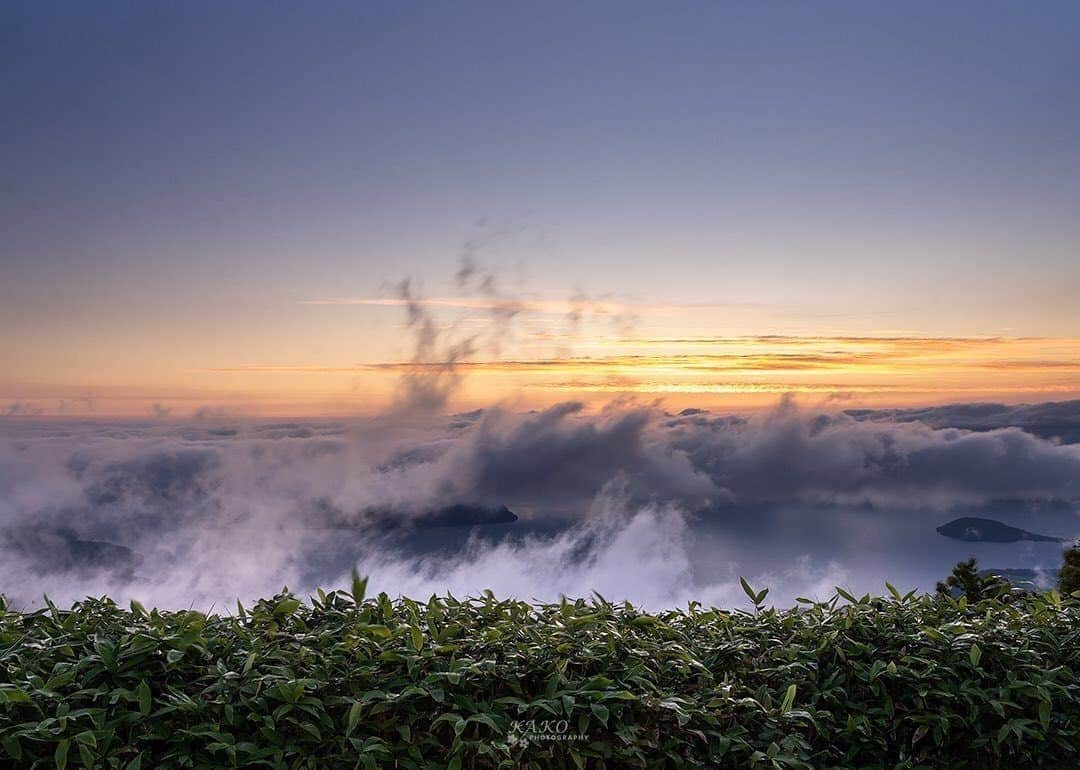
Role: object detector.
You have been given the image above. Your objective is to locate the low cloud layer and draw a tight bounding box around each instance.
[847,399,1080,444]
[1,399,1077,610]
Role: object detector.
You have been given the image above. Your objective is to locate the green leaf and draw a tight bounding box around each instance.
[969,643,982,668]
[55,739,70,770]
[921,626,946,642]
[467,713,500,732]
[347,702,363,736]
[739,577,758,604]
[0,687,31,704]
[362,624,392,640]
[137,680,151,716]
[351,569,368,605]
[780,684,796,714]
[835,587,858,604]
[1039,700,1051,730]
[1,736,21,760]
[274,598,301,616]
[591,702,610,726]
[409,625,423,653]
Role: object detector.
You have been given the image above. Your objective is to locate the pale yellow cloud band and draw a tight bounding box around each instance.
[5,335,1078,418]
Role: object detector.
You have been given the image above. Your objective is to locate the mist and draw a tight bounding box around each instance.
[2,398,1077,611]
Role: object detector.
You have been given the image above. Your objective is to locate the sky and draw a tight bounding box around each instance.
[3,1,1080,416]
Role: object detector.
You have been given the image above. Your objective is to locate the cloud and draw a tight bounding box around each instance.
[191,405,236,422]
[668,399,1080,507]
[388,397,1080,512]
[846,399,1080,444]
[341,484,856,610]
[431,402,718,513]
[3,401,44,417]
[57,395,96,415]
[354,492,850,609]
[199,336,1080,406]
[0,400,1076,611]
[4,526,143,578]
[387,251,596,413]
[392,278,478,414]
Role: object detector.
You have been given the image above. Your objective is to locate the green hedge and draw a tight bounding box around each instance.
[1,582,1077,769]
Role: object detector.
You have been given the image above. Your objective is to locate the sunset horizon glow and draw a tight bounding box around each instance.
[5,319,1080,418]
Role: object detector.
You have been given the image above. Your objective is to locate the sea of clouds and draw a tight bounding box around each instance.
[2,397,1077,611]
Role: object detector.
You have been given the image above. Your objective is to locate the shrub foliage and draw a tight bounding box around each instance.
[934,558,1009,601]
[0,581,1077,769]
[1061,542,1080,595]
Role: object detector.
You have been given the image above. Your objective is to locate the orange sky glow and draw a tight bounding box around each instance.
[5,326,1079,419]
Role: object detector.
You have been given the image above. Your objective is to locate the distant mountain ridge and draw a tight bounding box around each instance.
[936,516,1064,543]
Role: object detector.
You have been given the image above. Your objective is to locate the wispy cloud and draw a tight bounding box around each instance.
[299,296,761,317]
[300,296,614,314]
[540,381,1080,395]
[201,335,1080,406]
[207,336,1080,375]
